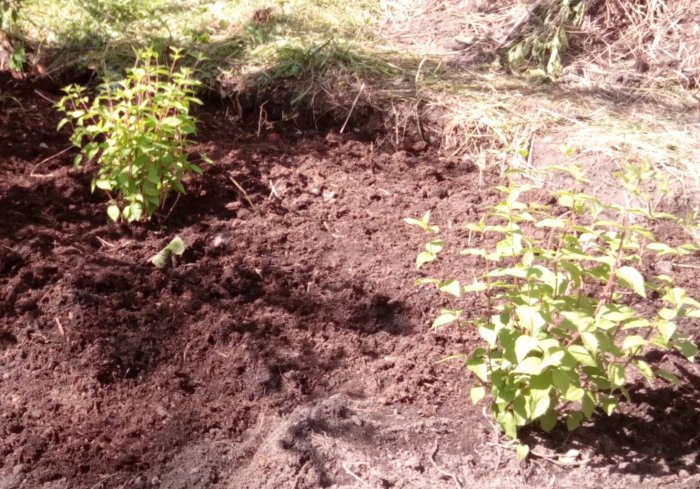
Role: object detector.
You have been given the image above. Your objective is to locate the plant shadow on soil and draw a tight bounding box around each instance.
[521,358,700,478]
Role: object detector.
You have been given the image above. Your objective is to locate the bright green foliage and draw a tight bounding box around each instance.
[407,163,700,441]
[56,47,210,222]
[150,236,185,268]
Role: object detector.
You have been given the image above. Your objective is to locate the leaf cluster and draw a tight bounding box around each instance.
[56,47,210,222]
[407,163,700,444]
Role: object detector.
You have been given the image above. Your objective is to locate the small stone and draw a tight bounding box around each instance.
[618,461,632,471]
[154,404,169,419]
[28,409,42,419]
[656,260,673,275]
[678,469,689,479]
[411,140,428,152]
[322,189,337,202]
[39,143,49,150]
[237,208,252,219]
[404,455,423,471]
[309,187,322,196]
[225,201,240,211]
[151,476,161,486]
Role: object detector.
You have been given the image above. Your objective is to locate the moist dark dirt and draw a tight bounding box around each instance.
[0,74,699,489]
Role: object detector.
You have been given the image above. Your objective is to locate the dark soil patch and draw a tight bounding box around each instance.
[0,75,699,489]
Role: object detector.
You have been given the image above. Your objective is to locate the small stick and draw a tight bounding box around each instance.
[95,236,116,248]
[33,89,58,105]
[30,145,73,176]
[88,473,118,489]
[429,440,463,489]
[341,463,369,487]
[339,83,365,135]
[257,101,269,138]
[229,176,256,210]
[54,318,65,337]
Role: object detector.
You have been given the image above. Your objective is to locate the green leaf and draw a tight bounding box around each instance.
[416,251,436,269]
[463,280,488,293]
[617,266,646,298]
[498,411,518,439]
[438,279,461,297]
[673,338,698,361]
[515,335,539,363]
[563,384,584,402]
[551,369,571,394]
[539,409,557,432]
[566,411,583,431]
[432,310,461,330]
[622,335,647,351]
[513,356,543,375]
[478,324,498,347]
[607,364,625,388]
[634,360,654,380]
[107,205,121,222]
[467,357,488,383]
[150,236,186,268]
[535,218,566,228]
[516,444,530,462]
[600,394,619,415]
[581,332,598,354]
[161,116,183,127]
[516,306,547,334]
[470,386,486,405]
[655,368,680,385]
[658,321,676,343]
[561,310,594,332]
[530,390,551,419]
[581,390,596,418]
[567,345,597,367]
[166,236,185,256]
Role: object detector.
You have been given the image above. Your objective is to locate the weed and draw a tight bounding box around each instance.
[56,47,210,222]
[407,163,699,455]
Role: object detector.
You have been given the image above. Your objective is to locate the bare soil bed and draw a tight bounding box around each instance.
[0,75,699,489]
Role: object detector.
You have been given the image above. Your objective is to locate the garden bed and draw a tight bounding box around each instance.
[0,75,699,489]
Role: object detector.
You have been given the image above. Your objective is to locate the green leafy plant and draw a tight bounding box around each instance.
[503,0,585,78]
[406,163,699,451]
[150,236,185,268]
[56,47,210,222]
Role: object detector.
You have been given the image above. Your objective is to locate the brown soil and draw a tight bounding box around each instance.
[1,74,699,489]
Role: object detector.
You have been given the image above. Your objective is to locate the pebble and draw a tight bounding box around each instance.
[656,260,673,275]
[403,455,424,471]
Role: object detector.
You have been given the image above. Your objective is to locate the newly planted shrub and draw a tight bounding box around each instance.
[407,164,699,449]
[56,47,209,222]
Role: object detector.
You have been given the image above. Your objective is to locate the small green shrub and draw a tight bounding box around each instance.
[56,47,209,222]
[407,163,699,450]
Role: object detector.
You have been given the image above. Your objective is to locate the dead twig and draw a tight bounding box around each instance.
[341,463,369,487]
[429,439,463,489]
[29,145,73,177]
[340,83,365,134]
[54,317,65,337]
[229,175,256,210]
